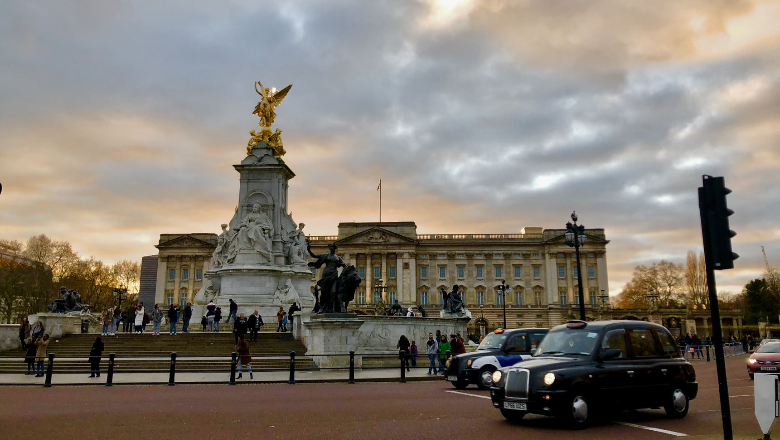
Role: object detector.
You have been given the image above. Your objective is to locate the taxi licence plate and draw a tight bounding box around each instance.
[761,366,777,371]
[447,376,458,381]
[503,402,527,411]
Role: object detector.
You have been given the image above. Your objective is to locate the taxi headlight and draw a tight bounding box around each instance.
[492,370,502,383]
[466,359,473,367]
[749,358,757,364]
[543,372,556,386]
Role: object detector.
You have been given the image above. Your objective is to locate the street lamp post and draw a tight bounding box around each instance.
[498,280,508,329]
[373,278,387,312]
[646,289,659,309]
[598,288,609,309]
[113,288,128,310]
[564,211,587,321]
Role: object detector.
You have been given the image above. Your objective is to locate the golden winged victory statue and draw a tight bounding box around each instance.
[247,80,292,157]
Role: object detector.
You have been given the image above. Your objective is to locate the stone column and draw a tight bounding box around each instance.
[545,252,557,305]
[596,251,609,298]
[187,256,195,303]
[409,253,417,305]
[156,258,168,306]
[381,252,388,303]
[398,253,405,304]
[365,253,373,304]
[173,256,181,306]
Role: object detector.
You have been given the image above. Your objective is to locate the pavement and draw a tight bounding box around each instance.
[0,354,770,440]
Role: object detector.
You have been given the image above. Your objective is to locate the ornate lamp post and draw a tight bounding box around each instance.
[565,211,587,321]
[598,288,610,308]
[113,288,128,309]
[646,289,659,309]
[373,278,387,304]
[498,279,508,329]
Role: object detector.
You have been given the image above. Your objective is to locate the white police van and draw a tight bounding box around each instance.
[445,328,548,389]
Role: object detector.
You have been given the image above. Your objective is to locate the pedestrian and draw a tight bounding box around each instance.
[233,313,248,345]
[426,333,438,375]
[206,300,216,331]
[111,306,120,336]
[201,315,208,332]
[410,340,418,367]
[25,340,36,374]
[693,334,703,359]
[227,299,238,324]
[168,303,179,335]
[30,321,44,342]
[282,311,289,332]
[455,334,466,354]
[18,317,31,350]
[142,305,149,333]
[101,308,111,335]
[406,307,414,317]
[124,305,136,332]
[182,302,192,333]
[214,307,222,332]
[397,335,411,372]
[236,334,253,380]
[276,307,285,332]
[438,335,450,374]
[34,334,50,377]
[151,304,163,336]
[288,302,300,333]
[248,310,263,342]
[134,304,144,334]
[89,336,104,378]
[418,306,426,318]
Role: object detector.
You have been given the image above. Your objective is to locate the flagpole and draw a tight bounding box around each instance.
[379,179,382,222]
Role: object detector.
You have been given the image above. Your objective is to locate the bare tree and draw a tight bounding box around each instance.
[685,251,708,307]
[614,260,686,309]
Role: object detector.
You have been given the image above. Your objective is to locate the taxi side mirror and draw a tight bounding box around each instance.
[600,348,622,360]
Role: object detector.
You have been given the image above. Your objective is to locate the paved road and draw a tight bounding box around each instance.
[0,355,764,439]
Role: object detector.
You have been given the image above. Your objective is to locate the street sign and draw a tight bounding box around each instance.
[755,373,779,436]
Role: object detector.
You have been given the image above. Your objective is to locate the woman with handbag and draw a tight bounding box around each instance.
[236,334,253,379]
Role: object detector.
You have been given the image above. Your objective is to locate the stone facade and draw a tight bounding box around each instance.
[153,234,217,307]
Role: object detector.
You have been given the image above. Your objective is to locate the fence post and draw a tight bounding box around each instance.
[289,351,296,384]
[44,353,54,388]
[348,351,355,384]
[106,353,115,387]
[168,352,177,386]
[230,352,237,385]
[706,345,711,362]
[400,350,407,383]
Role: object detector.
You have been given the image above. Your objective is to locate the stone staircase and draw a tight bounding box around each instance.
[0,331,316,374]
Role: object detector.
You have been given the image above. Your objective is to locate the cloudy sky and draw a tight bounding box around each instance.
[1,0,779,295]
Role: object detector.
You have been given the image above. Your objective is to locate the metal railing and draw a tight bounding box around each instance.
[680,342,746,362]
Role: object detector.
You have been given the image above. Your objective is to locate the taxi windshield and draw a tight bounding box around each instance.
[535,327,599,357]
[757,344,780,354]
[478,333,508,350]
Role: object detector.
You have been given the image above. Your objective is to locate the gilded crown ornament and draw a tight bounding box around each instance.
[247,80,292,157]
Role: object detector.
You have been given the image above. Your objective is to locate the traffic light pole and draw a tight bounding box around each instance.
[698,176,734,440]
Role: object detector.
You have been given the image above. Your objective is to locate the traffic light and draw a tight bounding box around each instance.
[698,175,739,270]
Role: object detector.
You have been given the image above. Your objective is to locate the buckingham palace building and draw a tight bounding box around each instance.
[145,221,610,335]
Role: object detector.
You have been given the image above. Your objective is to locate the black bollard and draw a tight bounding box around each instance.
[168,352,177,386]
[400,350,407,383]
[348,351,355,384]
[289,351,296,384]
[230,352,237,385]
[706,345,711,362]
[44,353,54,388]
[106,353,115,387]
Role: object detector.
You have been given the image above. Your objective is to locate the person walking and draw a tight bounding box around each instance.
[454,334,467,354]
[233,313,248,345]
[410,340,418,368]
[25,340,36,375]
[101,309,111,336]
[124,305,136,332]
[151,304,163,336]
[168,303,179,335]
[182,302,192,333]
[18,317,31,350]
[201,315,208,332]
[288,302,300,333]
[418,306,426,318]
[206,300,216,332]
[397,335,411,372]
[134,304,144,334]
[227,299,238,324]
[30,321,44,342]
[426,333,438,375]
[438,335,451,375]
[276,307,285,332]
[281,310,289,332]
[34,334,50,377]
[214,307,222,332]
[111,306,120,336]
[236,334,253,380]
[248,310,263,342]
[89,336,104,378]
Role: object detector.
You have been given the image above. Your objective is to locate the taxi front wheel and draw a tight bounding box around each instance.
[564,393,592,429]
[663,387,689,419]
[477,367,495,390]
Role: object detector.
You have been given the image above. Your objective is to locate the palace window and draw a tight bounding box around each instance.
[559,289,567,305]
[457,266,464,279]
[168,269,175,281]
[439,267,446,278]
[497,291,504,305]
[495,266,502,278]
[358,291,366,305]
[534,289,543,305]
[457,253,465,258]
[374,267,381,278]
[587,253,595,258]
[475,253,484,258]
[558,266,566,278]
[389,266,396,279]
[533,266,541,278]
[420,266,427,279]
[180,295,187,308]
[476,266,484,279]
[493,253,503,259]
[420,291,428,305]
[182,268,189,281]
[477,291,485,306]
[420,254,429,259]
[437,254,446,259]
[573,266,579,279]
[557,252,565,258]
[358,267,365,279]
[590,288,597,306]
[167,292,174,306]
[514,266,522,279]
[588,266,596,278]
[515,291,523,306]
[196,269,203,281]
[532,253,540,258]
[574,294,580,305]
[389,291,397,304]
[513,253,522,258]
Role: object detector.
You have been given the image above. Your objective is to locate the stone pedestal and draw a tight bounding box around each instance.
[303,315,364,368]
[440,309,472,320]
[28,314,83,339]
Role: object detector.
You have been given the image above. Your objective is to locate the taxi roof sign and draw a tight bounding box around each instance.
[494,328,504,334]
[566,321,587,329]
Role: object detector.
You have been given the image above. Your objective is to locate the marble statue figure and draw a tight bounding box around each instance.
[228,203,273,264]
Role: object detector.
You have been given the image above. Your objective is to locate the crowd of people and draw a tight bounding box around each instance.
[397,330,467,374]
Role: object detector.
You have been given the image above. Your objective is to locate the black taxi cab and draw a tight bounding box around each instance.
[489,320,698,428]
[445,328,548,389]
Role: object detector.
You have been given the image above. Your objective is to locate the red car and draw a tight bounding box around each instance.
[747,342,780,379]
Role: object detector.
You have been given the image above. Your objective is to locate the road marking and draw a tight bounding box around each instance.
[615,422,688,437]
[445,390,491,400]
[730,394,752,397]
